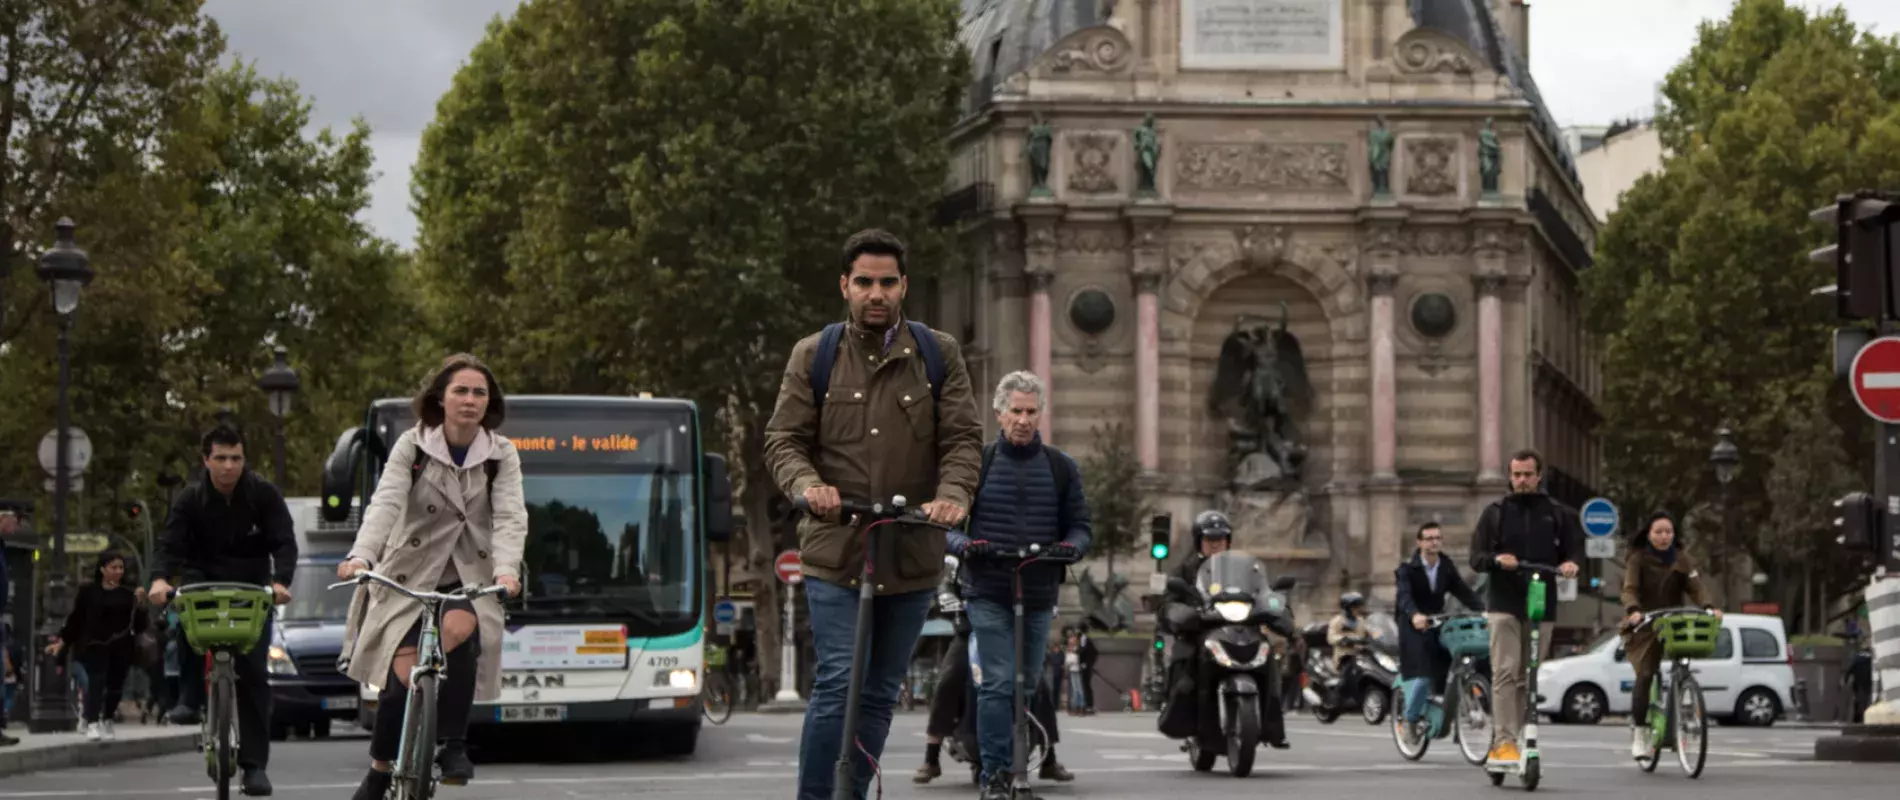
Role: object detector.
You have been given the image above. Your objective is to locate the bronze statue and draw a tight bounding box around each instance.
[1479,117,1501,195]
[1369,115,1394,196]
[1134,113,1160,196]
[1026,112,1053,196]
[1076,567,1134,631]
[1209,301,1313,482]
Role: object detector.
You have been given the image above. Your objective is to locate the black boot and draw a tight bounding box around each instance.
[437,740,474,785]
[239,767,272,797]
[351,769,392,800]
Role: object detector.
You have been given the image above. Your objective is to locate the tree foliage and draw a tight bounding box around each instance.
[411,0,971,694]
[1583,0,1900,586]
[0,3,417,549]
[1079,421,1152,580]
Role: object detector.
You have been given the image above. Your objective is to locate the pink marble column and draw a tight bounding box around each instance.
[1134,273,1161,471]
[1476,274,1505,481]
[1028,269,1054,443]
[1367,271,1399,480]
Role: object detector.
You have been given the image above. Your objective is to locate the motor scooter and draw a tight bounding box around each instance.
[1159,551,1297,778]
[1302,615,1400,725]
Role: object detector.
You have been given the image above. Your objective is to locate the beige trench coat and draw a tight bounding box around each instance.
[339,425,527,701]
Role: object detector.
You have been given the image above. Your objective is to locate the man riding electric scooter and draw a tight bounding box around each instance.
[1157,511,1293,749]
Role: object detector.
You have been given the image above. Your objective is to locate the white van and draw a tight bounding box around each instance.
[1534,612,1792,727]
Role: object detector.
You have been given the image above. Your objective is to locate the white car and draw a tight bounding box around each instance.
[1535,612,1792,727]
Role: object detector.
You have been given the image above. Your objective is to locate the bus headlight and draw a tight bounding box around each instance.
[655,669,697,690]
[267,646,297,676]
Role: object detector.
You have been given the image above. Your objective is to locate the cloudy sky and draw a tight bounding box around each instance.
[200,0,1900,250]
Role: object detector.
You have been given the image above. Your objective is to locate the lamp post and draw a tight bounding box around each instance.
[30,218,92,734]
[1710,426,1741,606]
[257,345,300,489]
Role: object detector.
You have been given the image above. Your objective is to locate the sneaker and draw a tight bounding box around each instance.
[166,706,202,726]
[101,720,116,741]
[912,761,941,784]
[1038,758,1074,782]
[436,740,474,785]
[1486,741,1520,765]
[351,769,392,800]
[979,770,1012,800]
[84,722,102,742]
[1631,727,1650,758]
[0,732,19,747]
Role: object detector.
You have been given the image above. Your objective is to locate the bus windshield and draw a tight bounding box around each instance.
[369,399,702,636]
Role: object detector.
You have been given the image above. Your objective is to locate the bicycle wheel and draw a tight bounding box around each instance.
[212,660,237,800]
[1453,675,1491,767]
[1674,673,1707,779]
[703,676,732,725]
[394,674,439,800]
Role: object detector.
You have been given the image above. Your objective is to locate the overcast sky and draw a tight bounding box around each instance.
[200,0,1900,250]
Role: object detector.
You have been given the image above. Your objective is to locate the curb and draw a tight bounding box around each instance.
[0,732,200,778]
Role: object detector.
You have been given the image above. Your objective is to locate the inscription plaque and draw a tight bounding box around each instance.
[1180,0,1343,70]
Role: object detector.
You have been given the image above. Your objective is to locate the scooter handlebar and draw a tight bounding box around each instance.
[793,494,919,521]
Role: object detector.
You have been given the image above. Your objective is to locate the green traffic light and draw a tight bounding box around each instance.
[1150,543,1169,559]
[1154,638,1165,650]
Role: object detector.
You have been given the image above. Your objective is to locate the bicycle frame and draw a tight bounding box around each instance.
[1629,606,1714,778]
[171,582,276,800]
[330,570,506,800]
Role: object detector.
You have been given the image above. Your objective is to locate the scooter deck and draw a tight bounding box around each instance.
[1483,751,1539,774]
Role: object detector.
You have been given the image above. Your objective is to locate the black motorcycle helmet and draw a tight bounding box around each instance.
[1192,510,1233,545]
[1339,591,1367,614]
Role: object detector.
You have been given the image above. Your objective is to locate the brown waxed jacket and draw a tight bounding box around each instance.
[764,315,984,594]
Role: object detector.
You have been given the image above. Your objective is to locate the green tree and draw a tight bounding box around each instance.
[0,2,418,542]
[411,0,970,696]
[1583,0,1900,598]
[1079,422,1152,581]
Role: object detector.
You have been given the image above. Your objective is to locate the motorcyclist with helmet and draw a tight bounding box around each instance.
[1157,510,1293,748]
[1326,592,1372,692]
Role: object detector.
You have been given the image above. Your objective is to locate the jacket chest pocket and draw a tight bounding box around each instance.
[898,387,934,441]
[820,385,868,445]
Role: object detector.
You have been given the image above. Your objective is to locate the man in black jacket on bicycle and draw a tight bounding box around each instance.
[150,425,296,797]
[945,371,1090,800]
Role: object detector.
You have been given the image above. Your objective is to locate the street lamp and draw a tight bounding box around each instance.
[257,345,300,488]
[30,217,92,734]
[1710,426,1741,607]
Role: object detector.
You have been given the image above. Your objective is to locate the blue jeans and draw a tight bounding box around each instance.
[1402,677,1432,723]
[797,578,932,800]
[966,598,1053,782]
[1067,671,1086,711]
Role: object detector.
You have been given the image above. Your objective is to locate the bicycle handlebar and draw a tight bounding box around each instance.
[327,570,510,604]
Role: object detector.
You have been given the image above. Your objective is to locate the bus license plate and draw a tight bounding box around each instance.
[496,705,567,723]
[322,696,358,711]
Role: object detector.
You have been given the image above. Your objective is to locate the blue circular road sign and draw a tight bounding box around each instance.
[713,599,738,624]
[1580,497,1618,538]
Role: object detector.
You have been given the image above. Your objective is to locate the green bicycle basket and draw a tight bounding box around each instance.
[175,584,275,655]
[1655,612,1719,659]
[1439,615,1490,659]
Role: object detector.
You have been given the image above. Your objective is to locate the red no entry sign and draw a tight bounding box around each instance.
[1851,336,1900,424]
[775,550,803,585]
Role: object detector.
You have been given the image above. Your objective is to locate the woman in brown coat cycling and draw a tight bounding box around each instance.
[1619,510,1720,758]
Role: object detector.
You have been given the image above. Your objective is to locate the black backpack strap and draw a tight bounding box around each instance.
[969,441,998,521]
[906,320,947,404]
[808,322,847,418]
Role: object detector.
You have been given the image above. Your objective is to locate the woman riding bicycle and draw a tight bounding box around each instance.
[1619,510,1719,758]
[339,353,527,800]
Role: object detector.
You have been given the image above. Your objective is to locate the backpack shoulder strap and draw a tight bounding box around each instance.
[969,441,998,519]
[906,320,947,403]
[1046,447,1072,534]
[809,322,847,417]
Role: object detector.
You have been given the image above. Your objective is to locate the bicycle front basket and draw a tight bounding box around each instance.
[1439,615,1490,659]
[176,585,275,655]
[1656,613,1719,659]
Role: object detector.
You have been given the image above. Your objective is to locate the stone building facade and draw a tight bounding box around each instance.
[920,0,1603,621]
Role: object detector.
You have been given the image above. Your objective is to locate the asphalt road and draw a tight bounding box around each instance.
[0,711,1890,800]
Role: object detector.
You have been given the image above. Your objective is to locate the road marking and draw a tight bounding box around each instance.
[743,732,794,744]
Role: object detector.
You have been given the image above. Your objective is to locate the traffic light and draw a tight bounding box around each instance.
[1833,491,1882,553]
[1809,192,1900,320]
[1149,513,1171,561]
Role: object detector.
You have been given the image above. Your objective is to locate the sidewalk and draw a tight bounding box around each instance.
[0,724,199,777]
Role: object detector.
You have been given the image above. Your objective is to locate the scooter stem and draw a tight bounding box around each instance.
[832,550,880,800]
[1012,565,1033,794]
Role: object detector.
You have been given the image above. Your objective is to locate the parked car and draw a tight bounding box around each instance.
[267,555,357,740]
[1535,612,1793,727]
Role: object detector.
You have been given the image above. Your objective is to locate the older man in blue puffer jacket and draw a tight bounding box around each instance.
[946,370,1091,800]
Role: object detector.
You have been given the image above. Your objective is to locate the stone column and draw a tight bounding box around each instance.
[1018,203,1064,443]
[1475,272,1506,482]
[1367,270,1400,481]
[1124,204,1173,472]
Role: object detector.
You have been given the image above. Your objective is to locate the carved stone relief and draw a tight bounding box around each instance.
[1237,224,1291,269]
[1066,132,1120,194]
[1406,227,1469,256]
[1174,142,1350,191]
[1056,226,1128,255]
[1392,30,1479,75]
[1405,138,1458,196]
[1045,27,1134,74]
